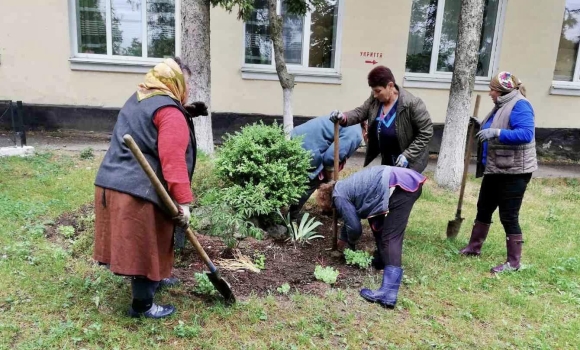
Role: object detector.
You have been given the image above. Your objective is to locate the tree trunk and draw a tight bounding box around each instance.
[267,0,295,136]
[435,0,485,190]
[181,0,215,155]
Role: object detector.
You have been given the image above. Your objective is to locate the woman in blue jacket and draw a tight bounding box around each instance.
[462,72,537,273]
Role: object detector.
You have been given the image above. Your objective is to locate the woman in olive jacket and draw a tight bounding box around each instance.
[330,66,433,173]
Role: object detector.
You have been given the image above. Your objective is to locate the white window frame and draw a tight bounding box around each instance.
[241,0,344,85]
[551,5,580,96]
[67,0,181,73]
[403,0,507,91]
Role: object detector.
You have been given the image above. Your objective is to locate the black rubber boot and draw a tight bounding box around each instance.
[491,234,523,273]
[459,221,491,256]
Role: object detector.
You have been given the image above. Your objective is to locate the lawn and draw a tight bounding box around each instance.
[0,152,578,349]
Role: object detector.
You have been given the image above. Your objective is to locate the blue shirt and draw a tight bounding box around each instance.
[375,99,400,165]
[482,100,535,166]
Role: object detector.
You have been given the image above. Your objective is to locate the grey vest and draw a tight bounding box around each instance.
[482,93,538,175]
[95,93,196,210]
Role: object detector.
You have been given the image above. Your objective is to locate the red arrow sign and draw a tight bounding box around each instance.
[365,60,378,65]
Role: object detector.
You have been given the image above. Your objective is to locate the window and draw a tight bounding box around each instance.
[242,0,343,84]
[552,0,580,96]
[69,0,180,72]
[404,0,505,89]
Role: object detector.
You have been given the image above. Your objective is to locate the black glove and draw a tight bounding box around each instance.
[185,101,209,117]
[469,117,481,126]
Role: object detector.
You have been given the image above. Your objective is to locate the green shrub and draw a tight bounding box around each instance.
[191,153,223,198]
[314,265,339,285]
[344,249,373,269]
[215,122,311,219]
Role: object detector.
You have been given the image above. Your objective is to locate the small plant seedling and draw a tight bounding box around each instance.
[254,253,266,270]
[277,283,291,295]
[173,320,200,338]
[80,147,95,160]
[57,225,75,239]
[314,265,339,285]
[193,272,216,296]
[344,249,373,269]
[278,210,324,244]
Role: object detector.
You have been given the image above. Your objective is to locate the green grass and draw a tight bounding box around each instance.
[0,153,579,349]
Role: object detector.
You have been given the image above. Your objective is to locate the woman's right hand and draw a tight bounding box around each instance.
[173,203,191,228]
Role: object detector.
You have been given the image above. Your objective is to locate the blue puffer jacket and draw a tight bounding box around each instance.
[291,116,363,180]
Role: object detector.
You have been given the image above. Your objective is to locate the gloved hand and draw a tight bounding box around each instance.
[173,203,191,228]
[329,110,346,124]
[476,128,501,142]
[395,154,409,168]
[184,101,209,117]
[469,117,481,126]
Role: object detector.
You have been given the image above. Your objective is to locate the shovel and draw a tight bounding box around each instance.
[123,134,236,303]
[446,95,481,239]
[332,121,340,250]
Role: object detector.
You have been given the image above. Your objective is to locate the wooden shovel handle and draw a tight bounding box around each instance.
[122,134,217,274]
[456,95,481,217]
[332,122,340,250]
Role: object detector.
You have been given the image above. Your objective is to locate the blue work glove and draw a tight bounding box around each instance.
[476,128,501,142]
[395,154,409,168]
[329,110,346,124]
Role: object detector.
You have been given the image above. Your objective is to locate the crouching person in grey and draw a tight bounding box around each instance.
[316,165,426,308]
[289,115,364,220]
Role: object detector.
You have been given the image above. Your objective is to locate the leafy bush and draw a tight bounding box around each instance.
[278,210,323,244]
[314,265,339,285]
[194,272,216,295]
[215,122,311,219]
[79,147,94,160]
[191,152,223,198]
[277,283,291,295]
[344,249,373,269]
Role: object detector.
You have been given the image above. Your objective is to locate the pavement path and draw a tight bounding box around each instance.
[2,130,579,178]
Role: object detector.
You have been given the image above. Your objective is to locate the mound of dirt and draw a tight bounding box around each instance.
[50,205,380,298]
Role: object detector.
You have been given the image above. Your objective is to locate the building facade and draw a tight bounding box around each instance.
[1,0,579,157]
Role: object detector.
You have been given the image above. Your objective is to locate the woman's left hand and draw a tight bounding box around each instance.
[185,101,209,117]
[395,154,409,168]
[476,128,501,141]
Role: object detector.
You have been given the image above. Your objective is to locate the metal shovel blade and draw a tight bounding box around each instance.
[206,271,236,304]
[446,217,464,239]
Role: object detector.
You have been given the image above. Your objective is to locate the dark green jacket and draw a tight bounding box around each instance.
[344,85,433,173]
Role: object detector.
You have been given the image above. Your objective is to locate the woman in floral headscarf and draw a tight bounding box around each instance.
[460,71,537,274]
[93,58,208,318]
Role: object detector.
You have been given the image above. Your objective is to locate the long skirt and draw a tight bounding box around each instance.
[93,186,174,281]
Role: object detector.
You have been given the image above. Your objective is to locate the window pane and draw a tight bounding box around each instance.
[436,0,500,76]
[112,0,143,57]
[309,0,338,68]
[77,0,107,54]
[245,0,271,64]
[281,3,304,64]
[554,0,580,81]
[405,0,438,73]
[147,0,175,58]
[477,0,500,76]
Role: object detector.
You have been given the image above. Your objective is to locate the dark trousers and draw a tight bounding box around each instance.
[368,186,422,267]
[131,277,159,312]
[475,173,532,236]
[289,177,324,220]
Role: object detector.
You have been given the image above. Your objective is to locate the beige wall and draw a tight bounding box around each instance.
[0,0,578,128]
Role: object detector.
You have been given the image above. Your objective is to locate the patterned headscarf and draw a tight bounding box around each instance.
[490,71,526,97]
[137,58,188,105]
